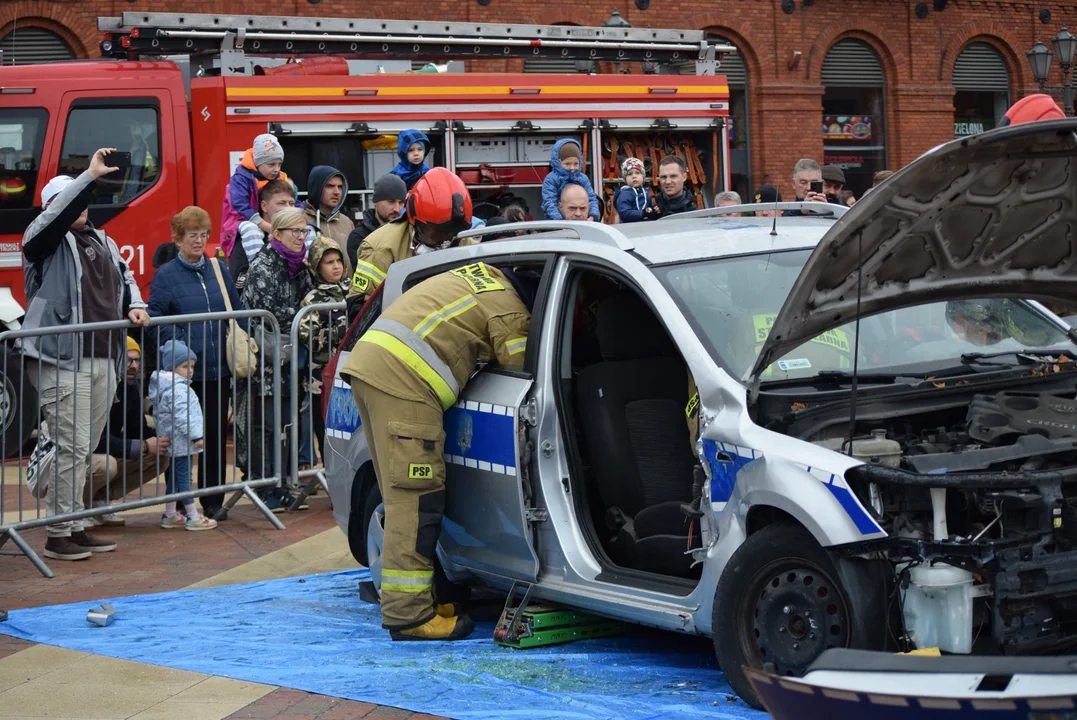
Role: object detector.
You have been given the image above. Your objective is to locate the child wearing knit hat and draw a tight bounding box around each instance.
[613,157,659,223]
[540,138,601,221]
[220,133,298,259]
[148,340,216,531]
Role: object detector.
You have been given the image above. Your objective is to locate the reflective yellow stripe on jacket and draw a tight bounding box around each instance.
[361,310,471,410]
[506,337,527,355]
[352,259,388,294]
[414,295,477,339]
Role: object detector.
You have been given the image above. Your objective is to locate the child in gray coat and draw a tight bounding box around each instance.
[149,339,216,531]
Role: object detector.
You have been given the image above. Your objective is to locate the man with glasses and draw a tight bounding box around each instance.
[85,336,170,527]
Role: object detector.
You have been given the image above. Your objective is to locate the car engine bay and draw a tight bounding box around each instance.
[757,382,1077,656]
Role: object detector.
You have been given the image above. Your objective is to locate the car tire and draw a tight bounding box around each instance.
[1,343,37,460]
[712,522,884,709]
[347,466,380,567]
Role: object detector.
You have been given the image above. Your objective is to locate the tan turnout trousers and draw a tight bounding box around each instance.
[352,378,447,630]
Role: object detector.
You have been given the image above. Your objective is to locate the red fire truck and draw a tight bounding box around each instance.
[0,12,732,451]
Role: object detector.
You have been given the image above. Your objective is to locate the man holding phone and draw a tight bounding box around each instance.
[784,158,828,216]
[21,147,150,561]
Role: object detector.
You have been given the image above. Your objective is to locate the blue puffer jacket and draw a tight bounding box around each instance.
[388,129,432,189]
[147,256,243,381]
[540,138,600,221]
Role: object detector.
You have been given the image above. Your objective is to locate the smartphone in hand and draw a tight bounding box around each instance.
[100,151,132,183]
[809,180,823,195]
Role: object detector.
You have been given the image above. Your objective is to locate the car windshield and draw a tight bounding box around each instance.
[657,249,1077,382]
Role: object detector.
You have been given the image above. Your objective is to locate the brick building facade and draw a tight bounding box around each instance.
[2,0,1073,198]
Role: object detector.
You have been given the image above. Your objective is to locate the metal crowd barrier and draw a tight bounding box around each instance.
[0,310,286,578]
[287,301,347,510]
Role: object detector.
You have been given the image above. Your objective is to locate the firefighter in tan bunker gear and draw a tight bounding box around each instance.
[346,167,477,318]
[342,261,532,641]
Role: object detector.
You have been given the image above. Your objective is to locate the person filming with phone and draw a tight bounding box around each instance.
[21,147,150,562]
[784,158,830,216]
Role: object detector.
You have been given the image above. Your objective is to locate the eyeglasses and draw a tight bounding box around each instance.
[127,358,141,366]
[184,232,211,241]
[280,227,307,236]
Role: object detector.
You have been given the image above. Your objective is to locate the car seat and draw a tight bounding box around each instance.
[575,290,698,576]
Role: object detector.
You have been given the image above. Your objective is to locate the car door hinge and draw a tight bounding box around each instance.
[520,397,539,427]
[525,507,549,522]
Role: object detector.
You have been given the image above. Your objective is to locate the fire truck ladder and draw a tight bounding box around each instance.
[97,12,734,75]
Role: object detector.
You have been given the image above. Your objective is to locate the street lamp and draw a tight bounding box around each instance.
[1027,27,1076,116]
[603,10,632,28]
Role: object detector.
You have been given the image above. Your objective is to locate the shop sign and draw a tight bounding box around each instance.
[823,115,872,141]
[823,153,865,170]
[954,118,993,137]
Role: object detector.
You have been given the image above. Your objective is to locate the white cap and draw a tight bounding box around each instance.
[40,175,75,207]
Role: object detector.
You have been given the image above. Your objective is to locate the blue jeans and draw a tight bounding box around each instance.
[167,454,192,497]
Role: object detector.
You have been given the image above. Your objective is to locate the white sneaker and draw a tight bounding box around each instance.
[99,512,125,527]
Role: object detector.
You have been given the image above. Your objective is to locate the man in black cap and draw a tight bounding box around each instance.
[347,174,408,268]
[752,185,782,217]
[821,164,845,204]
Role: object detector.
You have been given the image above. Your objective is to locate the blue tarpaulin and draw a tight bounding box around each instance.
[0,569,765,720]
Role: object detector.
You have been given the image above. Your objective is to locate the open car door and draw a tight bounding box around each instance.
[440,371,540,582]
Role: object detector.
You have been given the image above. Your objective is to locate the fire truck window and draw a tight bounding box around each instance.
[59,105,160,206]
[0,108,48,213]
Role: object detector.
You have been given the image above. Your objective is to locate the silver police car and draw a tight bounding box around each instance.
[322,120,1077,708]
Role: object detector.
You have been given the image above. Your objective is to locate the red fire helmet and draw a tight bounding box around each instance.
[999,94,1065,127]
[406,167,472,236]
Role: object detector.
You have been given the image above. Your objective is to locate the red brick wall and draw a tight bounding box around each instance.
[4,0,1073,197]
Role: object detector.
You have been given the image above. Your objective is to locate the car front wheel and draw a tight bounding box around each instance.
[713,522,882,709]
[1,344,36,459]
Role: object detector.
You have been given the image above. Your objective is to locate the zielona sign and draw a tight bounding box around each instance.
[955,119,993,137]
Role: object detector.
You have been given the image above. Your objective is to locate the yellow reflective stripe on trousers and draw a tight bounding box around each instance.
[413,295,478,339]
[360,325,459,410]
[506,337,527,355]
[382,568,434,593]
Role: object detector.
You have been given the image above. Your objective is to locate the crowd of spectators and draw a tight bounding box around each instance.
[20,130,896,560]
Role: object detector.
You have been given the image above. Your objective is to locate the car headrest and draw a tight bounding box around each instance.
[595,291,677,361]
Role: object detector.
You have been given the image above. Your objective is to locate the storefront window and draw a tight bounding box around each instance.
[822,87,885,199]
[953,43,1010,138]
[821,40,887,199]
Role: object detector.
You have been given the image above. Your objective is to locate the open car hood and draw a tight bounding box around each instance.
[751,118,1077,380]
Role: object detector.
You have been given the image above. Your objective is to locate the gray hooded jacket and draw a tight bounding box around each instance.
[20,170,145,373]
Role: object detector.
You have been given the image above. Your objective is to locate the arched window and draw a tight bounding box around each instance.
[821,39,886,197]
[953,42,1010,137]
[1,26,75,65]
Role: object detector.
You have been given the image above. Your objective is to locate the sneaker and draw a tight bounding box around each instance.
[88,502,125,527]
[260,492,285,514]
[185,515,218,531]
[96,513,125,527]
[390,614,475,642]
[43,536,92,561]
[70,531,117,553]
[284,490,309,511]
[160,512,187,529]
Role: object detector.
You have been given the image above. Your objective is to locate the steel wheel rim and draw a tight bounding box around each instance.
[737,557,851,677]
[0,375,13,433]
